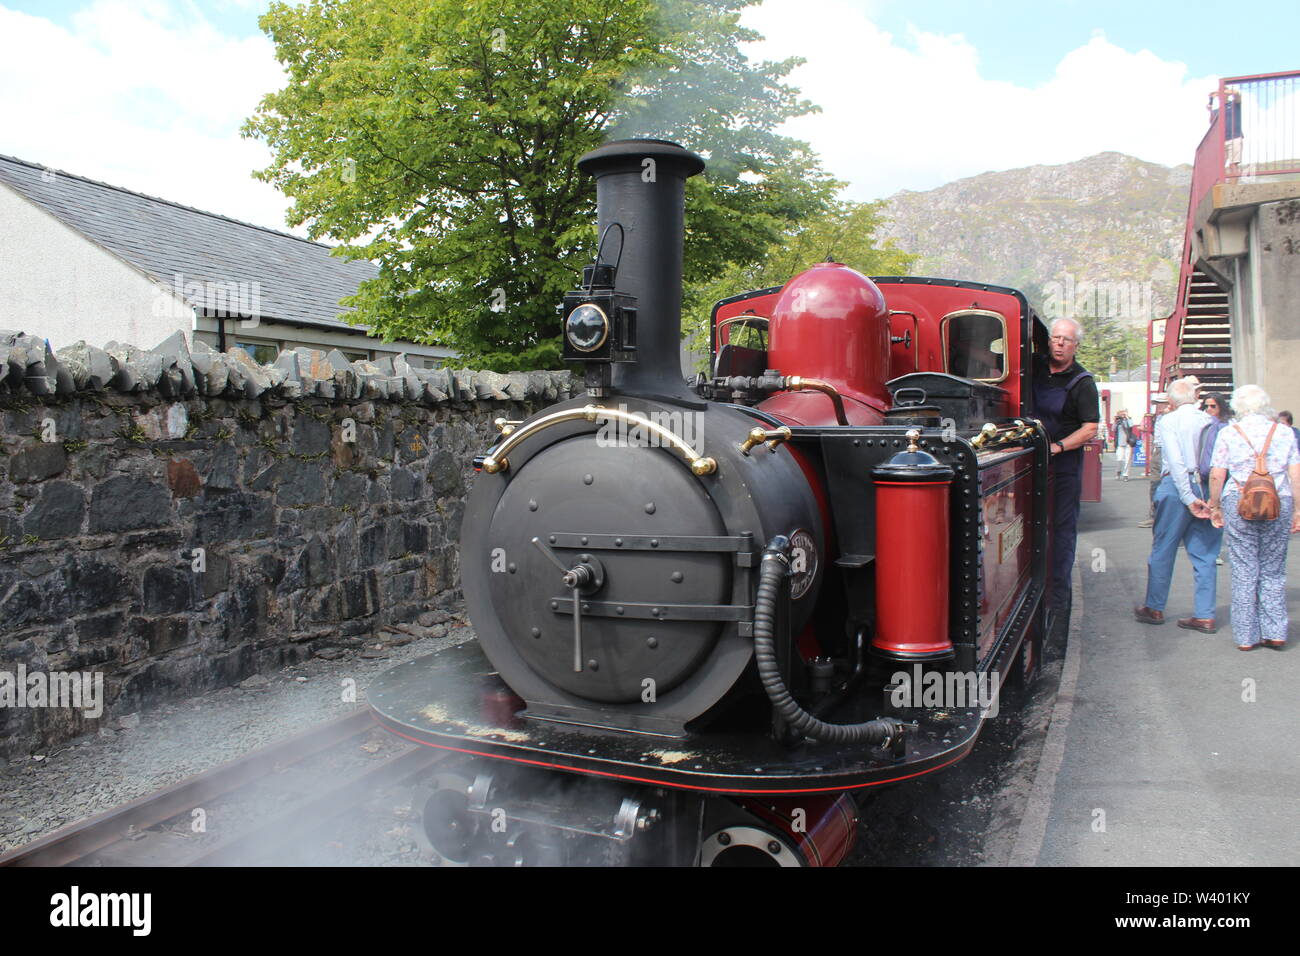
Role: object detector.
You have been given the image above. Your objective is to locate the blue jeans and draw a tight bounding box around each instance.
[1143,475,1223,619]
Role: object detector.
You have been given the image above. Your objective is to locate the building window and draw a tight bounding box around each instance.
[339,348,371,363]
[235,340,280,365]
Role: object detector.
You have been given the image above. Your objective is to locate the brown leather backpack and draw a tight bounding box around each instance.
[1233,423,1281,521]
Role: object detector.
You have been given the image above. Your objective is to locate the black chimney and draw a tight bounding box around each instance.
[576,139,705,398]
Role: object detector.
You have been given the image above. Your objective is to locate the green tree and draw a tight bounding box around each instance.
[1076,313,1147,379]
[245,0,836,371]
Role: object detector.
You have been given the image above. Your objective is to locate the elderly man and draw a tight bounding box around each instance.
[1033,318,1099,626]
[1135,378,1223,631]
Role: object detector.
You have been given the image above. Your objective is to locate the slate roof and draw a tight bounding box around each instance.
[0,153,379,332]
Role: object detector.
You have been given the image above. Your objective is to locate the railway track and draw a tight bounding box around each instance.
[0,710,443,867]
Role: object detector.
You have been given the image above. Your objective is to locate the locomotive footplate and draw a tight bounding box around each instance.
[369,642,989,795]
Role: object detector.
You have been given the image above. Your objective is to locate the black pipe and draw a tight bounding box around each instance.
[577,139,704,399]
[753,539,906,747]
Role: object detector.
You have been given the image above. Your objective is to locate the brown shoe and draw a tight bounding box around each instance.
[1238,643,1258,651]
[1262,639,1286,649]
[1134,606,1164,625]
[1178,617,1218,633]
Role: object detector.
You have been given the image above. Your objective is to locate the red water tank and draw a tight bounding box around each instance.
[767,262,891,412]
[872,440,955,660]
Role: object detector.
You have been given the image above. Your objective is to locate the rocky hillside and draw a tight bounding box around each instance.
[877,152,1192,327]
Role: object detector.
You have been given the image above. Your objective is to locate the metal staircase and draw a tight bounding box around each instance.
[1171,270,1233,390]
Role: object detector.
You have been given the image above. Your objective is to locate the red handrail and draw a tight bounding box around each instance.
[1157,69,1300,398]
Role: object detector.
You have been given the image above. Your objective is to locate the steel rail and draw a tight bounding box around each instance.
[0,709,377,867]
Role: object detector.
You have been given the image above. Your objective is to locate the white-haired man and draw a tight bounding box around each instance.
[1032,317,1099,626]
[1135,377,1223,631]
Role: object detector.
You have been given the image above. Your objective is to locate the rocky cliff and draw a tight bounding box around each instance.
[877,152,1192,326]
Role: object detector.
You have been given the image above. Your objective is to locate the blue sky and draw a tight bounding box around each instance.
[866,0,1299,85]
[17,0,1298,83]
[1,0,1295,227]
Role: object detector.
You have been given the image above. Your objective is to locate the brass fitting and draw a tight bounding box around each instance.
[740,425,792,456]
[970,423,999,449]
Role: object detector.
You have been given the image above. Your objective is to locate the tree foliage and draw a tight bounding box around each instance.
[245,0,898,370]
[1075,315,1148,379]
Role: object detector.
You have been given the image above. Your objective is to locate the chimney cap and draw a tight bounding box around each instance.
[579,139,705,178]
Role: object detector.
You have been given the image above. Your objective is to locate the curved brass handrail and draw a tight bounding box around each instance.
[480,404,717,477]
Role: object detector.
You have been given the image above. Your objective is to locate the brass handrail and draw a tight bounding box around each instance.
[480,405,717,477]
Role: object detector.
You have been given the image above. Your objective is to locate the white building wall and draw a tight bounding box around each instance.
[0,182,191,350]
[1096,380,1149,419]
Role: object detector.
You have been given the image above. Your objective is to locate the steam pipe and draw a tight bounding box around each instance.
[785,376,849,426]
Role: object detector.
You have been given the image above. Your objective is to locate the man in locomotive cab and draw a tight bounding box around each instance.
[1032,317,1100,627]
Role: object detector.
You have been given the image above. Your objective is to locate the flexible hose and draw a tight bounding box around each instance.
[753,539,905,747]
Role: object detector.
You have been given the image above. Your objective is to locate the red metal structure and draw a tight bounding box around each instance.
[1158,70,1300,404]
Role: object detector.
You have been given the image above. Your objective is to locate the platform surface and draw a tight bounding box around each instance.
[1029,473,1300,866]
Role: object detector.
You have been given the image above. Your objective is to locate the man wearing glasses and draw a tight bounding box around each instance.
[1033,318,1100,630]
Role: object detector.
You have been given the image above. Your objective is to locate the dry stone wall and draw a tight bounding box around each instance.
[0,330,572,758]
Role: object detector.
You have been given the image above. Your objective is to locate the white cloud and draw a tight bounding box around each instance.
[742,0,1220,200]
[0,1,294,231]
[0,0,1224,232]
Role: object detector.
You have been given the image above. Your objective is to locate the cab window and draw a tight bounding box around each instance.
[943,310,1007,382]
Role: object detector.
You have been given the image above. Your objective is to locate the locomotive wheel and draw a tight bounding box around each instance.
[416,772,479,866]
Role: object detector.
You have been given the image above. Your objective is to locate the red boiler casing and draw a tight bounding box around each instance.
[758,262,891,426]
[872,447,955,660]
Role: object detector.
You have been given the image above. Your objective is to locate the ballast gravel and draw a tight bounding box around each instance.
[0,621,474,858]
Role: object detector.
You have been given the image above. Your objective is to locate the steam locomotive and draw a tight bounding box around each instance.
[370,139,1055,866]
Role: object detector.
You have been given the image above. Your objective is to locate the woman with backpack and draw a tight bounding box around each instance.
[1206,385,1300,650]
